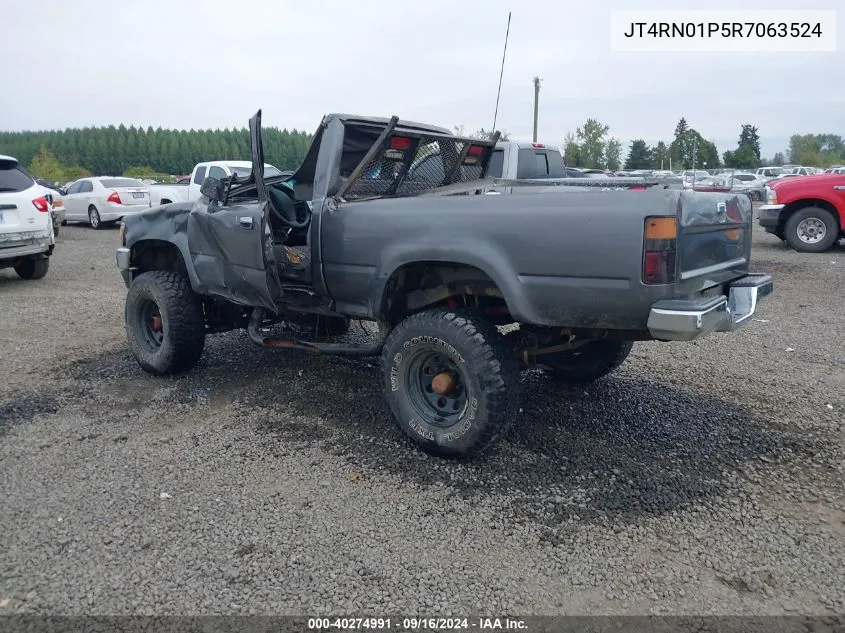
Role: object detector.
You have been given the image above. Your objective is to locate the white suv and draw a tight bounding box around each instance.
[0,155,56,280]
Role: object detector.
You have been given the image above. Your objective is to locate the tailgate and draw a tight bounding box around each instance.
[676,191,751,291]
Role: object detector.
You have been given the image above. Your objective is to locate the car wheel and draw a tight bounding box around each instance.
[381,308,519,458]
[125,271,206,375]
[14,256,50,280]
[88,206,103,230]
[784,206,839,253]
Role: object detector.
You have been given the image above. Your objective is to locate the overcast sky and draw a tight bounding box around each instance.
[3,0,842,158]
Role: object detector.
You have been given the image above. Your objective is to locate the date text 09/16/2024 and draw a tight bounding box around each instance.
[307,617,528,630]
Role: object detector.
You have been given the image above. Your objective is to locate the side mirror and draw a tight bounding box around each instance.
[200,176,225,202]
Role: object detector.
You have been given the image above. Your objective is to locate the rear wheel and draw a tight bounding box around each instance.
[784,206,838,253]
[88,206,102,230]
[125,271,205,375]
[381,308,519,458]
[14,256,49,280]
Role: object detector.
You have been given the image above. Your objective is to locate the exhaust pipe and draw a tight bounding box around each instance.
[247,308,386,357]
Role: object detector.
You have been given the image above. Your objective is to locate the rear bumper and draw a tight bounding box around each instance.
[647,273,773,342]
[757,204,784,233]
[0,233,53,260]
[100,204,150,222]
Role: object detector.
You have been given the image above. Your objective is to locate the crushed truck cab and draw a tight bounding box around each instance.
[116,109,773,459]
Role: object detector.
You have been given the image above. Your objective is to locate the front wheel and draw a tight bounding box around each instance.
[536,340,633,383]
[784,207,839,253]
[381,308,519,458]
[125,271,206,375]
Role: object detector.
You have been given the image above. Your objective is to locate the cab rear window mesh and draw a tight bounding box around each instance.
[341,135,487,200]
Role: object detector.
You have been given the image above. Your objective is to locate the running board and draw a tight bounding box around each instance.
[247,308,386,357]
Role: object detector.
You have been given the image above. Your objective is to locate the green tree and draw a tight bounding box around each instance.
[723,144,759,169]
[738,124,761,161]
[563,132,581,167]
[603,137,622,170]
[651,141,669,170]
[624,140,652,170]
[576,119,609,168]
[28,147,65,182]
[772,152,785,166]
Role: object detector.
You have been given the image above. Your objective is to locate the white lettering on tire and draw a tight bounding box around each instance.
[402,335,465,364]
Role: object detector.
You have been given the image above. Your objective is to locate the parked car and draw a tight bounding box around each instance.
[755,167,784,181]
[148,161,285,207]
[116,109,772,459]
[718,173,768,201]
[34,178,66,233]
[0,155,55,279]
[485,143,679,192]
[759,173,845,252]
[62,177,151,229]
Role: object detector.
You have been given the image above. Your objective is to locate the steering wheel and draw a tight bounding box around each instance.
[268,187,310,229]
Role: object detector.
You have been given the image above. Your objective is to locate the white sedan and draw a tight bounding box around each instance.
[63,177,151,229]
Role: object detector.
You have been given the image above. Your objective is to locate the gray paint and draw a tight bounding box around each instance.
[119,113,754,335]
[320,188,751,329]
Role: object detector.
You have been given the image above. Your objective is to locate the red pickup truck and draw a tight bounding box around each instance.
[758,173,845,252]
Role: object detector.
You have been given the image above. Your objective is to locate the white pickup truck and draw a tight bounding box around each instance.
[149,160,285,207]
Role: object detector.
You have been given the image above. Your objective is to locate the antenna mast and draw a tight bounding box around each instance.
[492,12,512,135]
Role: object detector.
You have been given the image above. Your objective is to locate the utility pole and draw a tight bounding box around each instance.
[532,76,542,142]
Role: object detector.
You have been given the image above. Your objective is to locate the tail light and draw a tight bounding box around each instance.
[389,136,412,150]
[107,191,121,204]
[31,196,49,212]
[628,186,648,191]
[385,136,413,160]
[463,144,486,166]
[532,142,545,148]
[642,217,677,284]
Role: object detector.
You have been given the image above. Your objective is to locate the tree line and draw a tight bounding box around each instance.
[562,117,845,171]
[0,124,312,183]
[2,118,842,184]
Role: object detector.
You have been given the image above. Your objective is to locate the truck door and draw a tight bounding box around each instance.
[186,111,281,312]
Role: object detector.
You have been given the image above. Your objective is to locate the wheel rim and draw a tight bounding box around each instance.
[134,298,164,352]
[796,217,826,244]
[405,350,468,427]
[89,208,99,228]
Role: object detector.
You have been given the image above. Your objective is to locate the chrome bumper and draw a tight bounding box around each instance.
[647,273,773,342]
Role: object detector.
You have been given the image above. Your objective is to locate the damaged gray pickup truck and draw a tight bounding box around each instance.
[116,109,773,458]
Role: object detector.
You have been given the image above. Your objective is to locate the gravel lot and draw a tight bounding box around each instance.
[1,216,843,617]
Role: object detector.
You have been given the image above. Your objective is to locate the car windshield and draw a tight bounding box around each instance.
[100,178,145,188]
[229,164,283,178]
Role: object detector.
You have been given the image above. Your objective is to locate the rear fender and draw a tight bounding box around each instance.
[370,240,538,323]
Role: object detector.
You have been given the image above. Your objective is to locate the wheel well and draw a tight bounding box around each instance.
[380,262,511,325]
[131,240,189,278]
[161,199,172,204]
[779,199,842,234]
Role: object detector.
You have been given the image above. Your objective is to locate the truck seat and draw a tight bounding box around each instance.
[273,244,311,284]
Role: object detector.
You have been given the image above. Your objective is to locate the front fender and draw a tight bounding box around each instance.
[122,202,204,292]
